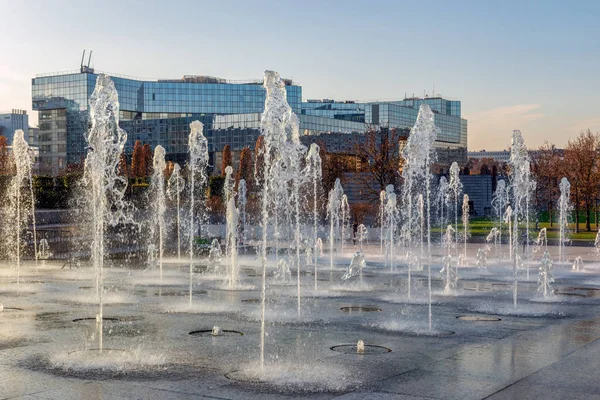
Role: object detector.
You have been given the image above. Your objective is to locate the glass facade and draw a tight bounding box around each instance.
[32,69,467,175]
[32,71,301,174]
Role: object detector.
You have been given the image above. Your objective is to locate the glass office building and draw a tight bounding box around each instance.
[32,67,467,175]
[32,69,301,174]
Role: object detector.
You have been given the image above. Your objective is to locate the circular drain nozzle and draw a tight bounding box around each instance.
[189,329,244,337]
[457,315,501,321]
[330,344,391,355]
[340,306,382,312]
[72,317,120,323]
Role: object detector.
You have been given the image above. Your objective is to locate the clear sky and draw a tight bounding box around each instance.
[1,0,598,150]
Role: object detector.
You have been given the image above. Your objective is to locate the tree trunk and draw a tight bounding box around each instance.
[575,189,580,233]
[586,202,591,232]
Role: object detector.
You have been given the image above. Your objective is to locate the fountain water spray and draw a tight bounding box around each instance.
[436,176,449,246]
[82,74,129,354]
[327,179,344,271]
[440,255,456,293]
[224,166,239,288]
[150,145,167,281]
[572,256,584,271]
[595,230,600,259]
[486,227,500,261]
[37,239,52,268]
[167,163,185,260]
[237,179,247,251]
[535,228,547,254]
[476,248,487,272]
[508,130,535,288]
[208,239,223,273]
[356,224,368,250]
[225,197,239,288]
[448,162,462,251]
[258,70,307,370]
[401,105,439,330]
[491,179,509,260]
[462,194,470,262]
[188,121,209,306]
[538,251,554,298]
[7,130,38,283]
[504,206,513,262]
[342,250,366,281]
[558,177,572,263]
[384,190,398,272]
[340,194,350,253]
[378,190,386,254]
[305,143,322,282]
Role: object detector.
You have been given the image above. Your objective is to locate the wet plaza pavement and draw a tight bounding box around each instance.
[1,243,600,399]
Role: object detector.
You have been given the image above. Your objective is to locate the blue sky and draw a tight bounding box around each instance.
[1,0,598,150]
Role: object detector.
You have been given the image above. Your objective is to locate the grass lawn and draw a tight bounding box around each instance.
[433,217,599,242]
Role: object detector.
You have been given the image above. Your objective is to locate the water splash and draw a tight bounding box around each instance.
[448,162,462,251]
[356,340,365,354]
[7,130,38,283]
[436,176,449,246]
[486,227,500,261]
[378,190,387,255]
[327,179,344,271]
[150,145,167,281]
[509,130,535,292]
[572,256,584,272]
[166,163,185,260]
[341,250,366,281]
[595,230,600,259]
[440,255,456,293]
[476,248,487,272]
[558,177,572,263]
[258,70,306,371]
[535,228,547,255]
[491,180,508,258]
[356,224,368,251]
[208,239,223,273]
[538,251,554,298]
[187,120,209,306]
[304,143,322,288]
[237,179,247,251]
[462,194,470,262]
[274,258,291,283]
[83,74,129,354]
[384,189,398,272]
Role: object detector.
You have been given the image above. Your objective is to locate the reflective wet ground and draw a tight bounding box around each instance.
[1,243,600,399]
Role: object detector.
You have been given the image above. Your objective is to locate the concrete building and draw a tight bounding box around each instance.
[0,110,29,144]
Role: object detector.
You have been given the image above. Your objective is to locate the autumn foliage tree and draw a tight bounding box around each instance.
[142,144,153,177]
[118,152,129,177]
[221,144,233,176]
[0,135,10,176]
[564,130,600,232]
[236,146,253,192]
[131,140,144,178]
[254,135,265,192]
[351,127,405,202]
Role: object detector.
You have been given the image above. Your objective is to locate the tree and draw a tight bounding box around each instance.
[131,140,144,178]
[254,135,265,192]
[0,135,10,176]
[118,152,129,177]
[531,142,563,226]
[236,146,253,192]
[317,140,346,196]
[564,130,600,232]
[142,144,153,177]
[221,144,232,176]
[350,127,405,202]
